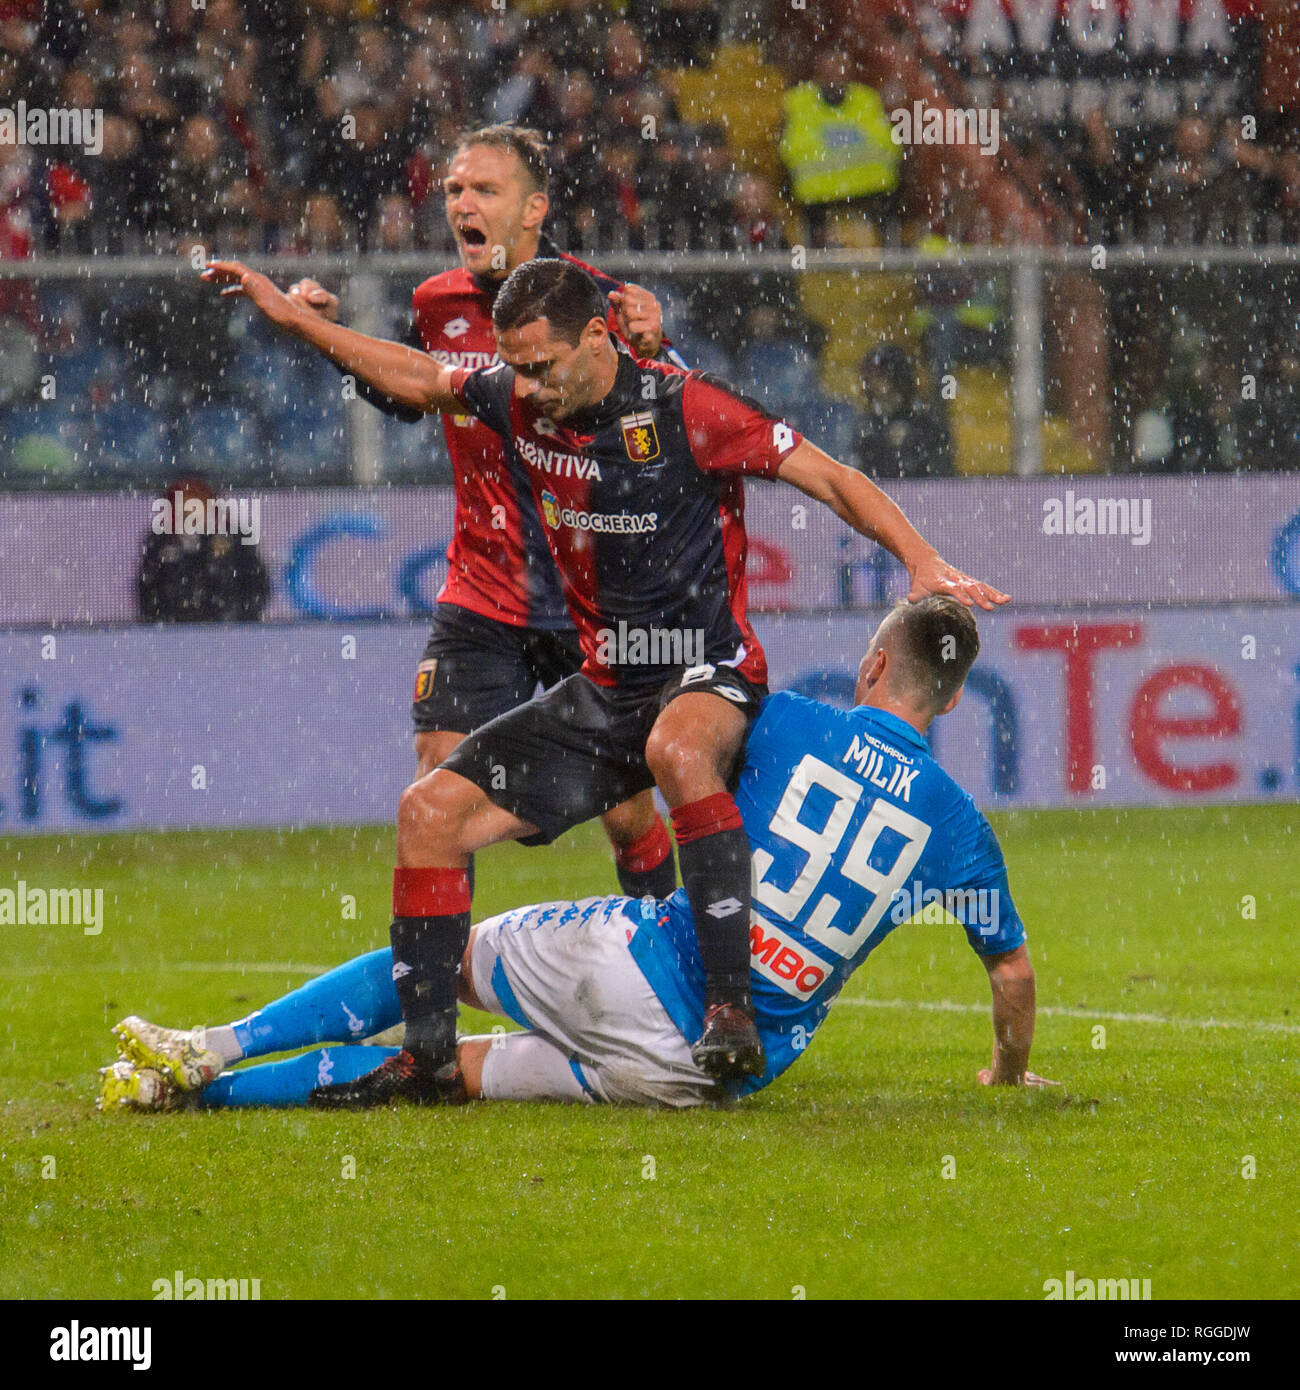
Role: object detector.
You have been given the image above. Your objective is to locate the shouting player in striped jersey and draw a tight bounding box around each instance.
[285,123,682,902]
[201,253,1007,1100]
[104,598,1055,1112]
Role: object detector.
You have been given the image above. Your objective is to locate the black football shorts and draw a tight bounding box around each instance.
[410,602,584,735]
[440,661,768,845]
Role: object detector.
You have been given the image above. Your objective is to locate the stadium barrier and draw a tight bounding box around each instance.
[3,474,1300,627]
[1,601,1295,833]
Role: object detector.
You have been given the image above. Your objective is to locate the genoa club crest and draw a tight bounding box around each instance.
[620,411,660,462]
[413,659,438,701]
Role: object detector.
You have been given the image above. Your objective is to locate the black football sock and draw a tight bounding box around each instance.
[670,794,753,1013]
[390,867,471,1067]
[613,818,677,899]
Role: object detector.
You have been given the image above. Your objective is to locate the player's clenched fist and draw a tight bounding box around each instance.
[287,278,339,322]
[200,260,301,330]
[608,284,662,359]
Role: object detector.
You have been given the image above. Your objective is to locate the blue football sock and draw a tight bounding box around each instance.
[229,948,400,1060]
[201,1046,400,1108]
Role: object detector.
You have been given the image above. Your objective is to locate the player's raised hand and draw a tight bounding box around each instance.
[977,1067,1060,1087]
[200,260,302,331]
[609,284,663,359]
[907,553,1009,611]
[286,277,339,322]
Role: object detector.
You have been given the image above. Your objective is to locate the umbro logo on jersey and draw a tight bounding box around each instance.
[705,897,744,918]
[391,961,413,980]
[444,317,470,339]
[533,418,559,437]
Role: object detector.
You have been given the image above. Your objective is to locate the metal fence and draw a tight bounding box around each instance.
[2,244,1298,486]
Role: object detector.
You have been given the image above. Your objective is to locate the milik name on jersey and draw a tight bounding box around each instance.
[514,434,604,480]
[842,733,921,802]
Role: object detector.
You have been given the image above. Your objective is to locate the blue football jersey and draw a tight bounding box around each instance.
[627,690,1027,1094]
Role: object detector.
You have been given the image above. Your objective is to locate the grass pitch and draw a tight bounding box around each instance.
[2,806,1296,1300]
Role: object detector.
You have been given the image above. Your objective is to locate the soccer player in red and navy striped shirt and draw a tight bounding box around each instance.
[283,124,681,902]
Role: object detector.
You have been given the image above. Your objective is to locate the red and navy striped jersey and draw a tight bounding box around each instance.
[411,244,659,630]
[449,345,804,689]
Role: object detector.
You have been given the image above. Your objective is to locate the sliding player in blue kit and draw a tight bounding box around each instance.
[102,597,1055,1112]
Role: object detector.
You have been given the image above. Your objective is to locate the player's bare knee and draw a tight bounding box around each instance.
[645,724,721,803]
[396,772,471,858]
[600,792,658,847]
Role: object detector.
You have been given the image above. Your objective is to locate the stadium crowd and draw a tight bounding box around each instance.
[1,0,1297,256]
[0,0,1297,478]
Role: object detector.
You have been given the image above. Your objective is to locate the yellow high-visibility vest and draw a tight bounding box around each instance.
[779,82,901,205]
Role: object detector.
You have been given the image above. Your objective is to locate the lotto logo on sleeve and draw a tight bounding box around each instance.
[749,912,830,999]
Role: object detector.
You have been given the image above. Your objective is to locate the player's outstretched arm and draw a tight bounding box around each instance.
[977,943,1057,1086]
[776,441,1009,611]
[200,260,459,415]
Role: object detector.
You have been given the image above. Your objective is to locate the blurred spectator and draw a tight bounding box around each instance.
[684,171,800,339]
[1213,116,1278,242]
[1131,341,1226,473]
[1273,148,1300,240]
[487,47,558,130]
[630,0,719,69]
[853,344,954,480]
[307,102,405,242]
[71,115,146,252]
[165,114,240,237]
[0,140,38,335]
[1067,107,1134,244]
[534,0,604,76]
[138,475,270,622]
[908,218,1001,387]
[1146,118,1224,243]
[1242,348,1300,471]
[293,192,352,255]
[778,51,901,248]
[457,0,525,112]
[106,234,239,410]
[370,192,417,253]
[726,170,788,252]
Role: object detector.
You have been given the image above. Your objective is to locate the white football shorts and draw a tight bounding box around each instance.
[466,895,715,1109]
